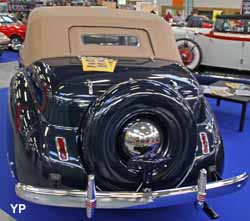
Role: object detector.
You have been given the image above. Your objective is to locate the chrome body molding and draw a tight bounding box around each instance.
[15,173,248,209]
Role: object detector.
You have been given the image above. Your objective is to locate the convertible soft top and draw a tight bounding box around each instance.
[20,7,181,67]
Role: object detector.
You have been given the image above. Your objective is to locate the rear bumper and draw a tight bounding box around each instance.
[15,172,248,209]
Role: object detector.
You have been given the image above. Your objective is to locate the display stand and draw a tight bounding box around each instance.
[204,80,250,132]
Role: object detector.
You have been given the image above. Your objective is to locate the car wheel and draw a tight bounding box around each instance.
[82,80,197,191]
[10,36,22,51]
[176,38,202,71]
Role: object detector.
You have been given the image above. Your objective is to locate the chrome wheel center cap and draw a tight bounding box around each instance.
[124,121,161,156]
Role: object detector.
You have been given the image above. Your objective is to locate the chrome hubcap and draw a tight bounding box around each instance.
[124,120,161,157]
[11,38,21,51]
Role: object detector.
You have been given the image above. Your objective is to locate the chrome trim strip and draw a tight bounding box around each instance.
[15,173,248,209]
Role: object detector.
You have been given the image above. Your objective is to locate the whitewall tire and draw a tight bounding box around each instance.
[176,38,202,71]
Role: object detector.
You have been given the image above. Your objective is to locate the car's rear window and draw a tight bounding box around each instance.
[82,34,140,47]
[69,27,154,58]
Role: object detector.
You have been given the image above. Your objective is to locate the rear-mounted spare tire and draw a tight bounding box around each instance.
[82,80,197,191]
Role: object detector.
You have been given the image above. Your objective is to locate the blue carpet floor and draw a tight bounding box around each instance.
[0,87,250,221]
[0,51,18,63]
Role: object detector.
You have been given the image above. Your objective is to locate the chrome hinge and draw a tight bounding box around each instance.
[86,79,93,95]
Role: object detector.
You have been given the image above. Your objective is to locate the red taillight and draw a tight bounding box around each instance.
[199,132,210,155]
[55,137,69,161]
[39,82,49,113]
[15,104,26,133]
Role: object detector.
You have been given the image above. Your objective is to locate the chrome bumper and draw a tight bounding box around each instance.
[0,39,10,50]
[0,44,8,52]
[16,173,248,209]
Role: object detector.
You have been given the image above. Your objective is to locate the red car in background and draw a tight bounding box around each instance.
[0,13,26,50]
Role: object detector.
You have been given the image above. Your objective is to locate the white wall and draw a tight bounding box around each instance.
[157,0,172,6]
[193,0,241,9]
[142,0,172,6]
[142,0,241,9]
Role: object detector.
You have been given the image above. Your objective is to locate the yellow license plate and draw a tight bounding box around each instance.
[81,57,117,73]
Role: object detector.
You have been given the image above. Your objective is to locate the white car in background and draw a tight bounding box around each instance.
[0,31,9,55]
[173,15,250,71]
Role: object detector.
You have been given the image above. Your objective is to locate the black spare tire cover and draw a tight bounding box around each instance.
[82,80,197,191]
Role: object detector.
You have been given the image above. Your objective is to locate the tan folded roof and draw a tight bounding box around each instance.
[21,6,182,66]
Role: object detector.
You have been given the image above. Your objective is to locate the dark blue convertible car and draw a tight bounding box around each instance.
[8,7,248,219]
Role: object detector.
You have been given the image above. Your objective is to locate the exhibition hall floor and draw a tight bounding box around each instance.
[0,51,250,221]
[0,51,19,64]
